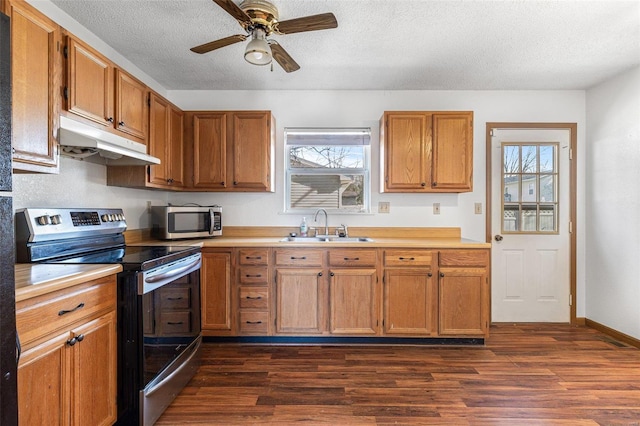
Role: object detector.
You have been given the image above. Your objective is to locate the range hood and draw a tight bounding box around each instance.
[58,116,160,166]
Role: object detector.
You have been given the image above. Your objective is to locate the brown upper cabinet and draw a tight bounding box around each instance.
[5,0,61,173]
[63,34,148,144]
[380,111,473,192]
[147,93,184,188]
[186,111,274,192]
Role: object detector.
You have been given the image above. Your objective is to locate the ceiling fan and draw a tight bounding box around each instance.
[190,0,338,73]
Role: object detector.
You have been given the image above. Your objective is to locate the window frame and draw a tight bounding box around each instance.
[284,127,372,214]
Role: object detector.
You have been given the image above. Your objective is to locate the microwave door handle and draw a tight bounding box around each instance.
[209,208,215,235]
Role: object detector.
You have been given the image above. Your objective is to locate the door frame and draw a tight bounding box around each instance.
[485,122,577,325]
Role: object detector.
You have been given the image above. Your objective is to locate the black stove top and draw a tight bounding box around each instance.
[52,245,200,271]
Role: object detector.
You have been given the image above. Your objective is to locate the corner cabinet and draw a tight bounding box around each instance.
[5,0,61,173]
[16,275,117,425]
[380,111,473,192]
[187,110,275,192]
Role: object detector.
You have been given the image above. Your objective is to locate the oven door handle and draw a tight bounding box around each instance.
[144,258,201,284]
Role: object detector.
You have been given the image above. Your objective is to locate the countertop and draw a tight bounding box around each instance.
[15,263,123,302]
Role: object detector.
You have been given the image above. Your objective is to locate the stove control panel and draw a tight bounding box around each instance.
[16,208,127,243]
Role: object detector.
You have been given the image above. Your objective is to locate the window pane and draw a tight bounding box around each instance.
[503,145,520,173]
[539,145,556,173]
[521,174,537,202]
[522,145,537,173]
[503,174,520,202]
[539,204,556,232]
[540,174,556,202]
[521,205,537,232]
[290,174,364,210]
[289,146,365,169]
[503,205,518,231]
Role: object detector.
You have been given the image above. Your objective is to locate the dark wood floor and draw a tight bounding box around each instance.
[157,324,640,425]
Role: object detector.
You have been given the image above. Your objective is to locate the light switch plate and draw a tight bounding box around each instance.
[475,202,482,214]
[378,201,390,213]
[433,203,440,214]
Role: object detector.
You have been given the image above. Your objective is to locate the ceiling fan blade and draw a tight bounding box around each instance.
[190,34,247,54]
[270,43,300,73]
[275,13,338,35]
[212,0,253,27]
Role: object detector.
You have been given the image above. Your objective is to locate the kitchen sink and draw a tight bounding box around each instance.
[279,236,374,243]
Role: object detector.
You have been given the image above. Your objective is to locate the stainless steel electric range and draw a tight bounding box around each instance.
[15,207,202,426]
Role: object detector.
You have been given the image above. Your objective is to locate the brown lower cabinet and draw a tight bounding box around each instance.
[16,275,117,426]
[202,246,489,339]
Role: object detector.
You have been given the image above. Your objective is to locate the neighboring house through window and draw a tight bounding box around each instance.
[285,128,371,213]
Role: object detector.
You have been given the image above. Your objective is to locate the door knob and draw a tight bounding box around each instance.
[494,235,503,242]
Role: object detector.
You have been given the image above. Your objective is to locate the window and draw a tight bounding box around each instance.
[502,143,558,233]
[285,128,371,213]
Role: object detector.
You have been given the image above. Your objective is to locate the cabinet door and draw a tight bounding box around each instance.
[438,267,487,336]
[192,112,227,189]
[275,268,325,334]
[384,268,437,336]
[329,268,378,335]
[168,104,184,187]
[65,36,112,127]
[231,111,272,191]
[382,112,430,191]
[201,250,233,333]
[148,93,170,186]
[115,68,147,140]
[432,112,473,191]
[70,311,117,426]
[18,332,69,426]
[8,0,60,172]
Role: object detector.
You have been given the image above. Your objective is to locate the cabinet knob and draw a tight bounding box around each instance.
[76,334,85,342]
[440,272,445,277]
[221,181,225,186]
[427,272,433,277]
[330,272,335,277]
[118,121,125,127]
[421,182,426,187]
[66,337,77,347]
[233,181,237,185]
[106,117,114,123]
[318,272,323,277]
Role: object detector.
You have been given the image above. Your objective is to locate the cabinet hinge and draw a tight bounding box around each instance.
[63,45,68,58]
[63,87,69,100]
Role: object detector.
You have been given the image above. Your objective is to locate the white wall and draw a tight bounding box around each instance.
[585,66,640,339]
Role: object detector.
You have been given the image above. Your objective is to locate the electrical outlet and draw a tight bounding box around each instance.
[378,201,390,214]
[147,201,152,213]
[475,202,482,214]
[433,203,440,215]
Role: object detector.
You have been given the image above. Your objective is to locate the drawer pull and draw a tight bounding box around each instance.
[167,322,184,325]
[246,321,263,324]
[246,256,262,260]
[167,297,183,301]
[398,257,415,261]
[58,302,85,316]
[245,274,262,278]
[246,296,263,300]
[290,256,307,260]
[343,257,360,261]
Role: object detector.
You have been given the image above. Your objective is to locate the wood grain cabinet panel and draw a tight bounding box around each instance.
[329,268,378,335]
[381,111,473,193]
[6,0,61,173]
[275,268,326,334]
[15,275,117,426]
[383,267,437,336]
[201,249,233,335]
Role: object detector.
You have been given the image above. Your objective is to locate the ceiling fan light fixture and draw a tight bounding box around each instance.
[244,29,272,66]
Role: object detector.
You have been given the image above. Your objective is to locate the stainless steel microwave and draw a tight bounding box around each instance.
[151,205,222,239]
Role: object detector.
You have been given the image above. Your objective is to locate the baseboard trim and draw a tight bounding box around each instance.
[585,318,640,349]
[575,317,586,326]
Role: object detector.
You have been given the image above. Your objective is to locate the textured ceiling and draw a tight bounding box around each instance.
[48,0,640,90]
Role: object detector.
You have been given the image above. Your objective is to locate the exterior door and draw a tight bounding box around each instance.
[490,126,573,322]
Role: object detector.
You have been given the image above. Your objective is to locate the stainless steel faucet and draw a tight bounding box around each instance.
[314,208,329,236]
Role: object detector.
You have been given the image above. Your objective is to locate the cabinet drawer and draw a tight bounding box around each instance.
[439,250,489,267]
[159,311,192,334]
[239,287,269,309]
[274,249,323,266]
[238,266,269,284]
[384,250,433,267]
[239,311,269,334]
[159,286,191,310]
[238,248,269,265]
[16,276,116,346]
[329,249,377,267]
